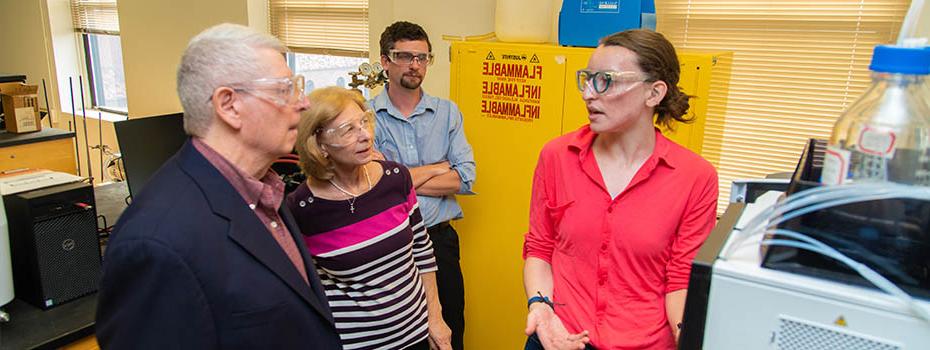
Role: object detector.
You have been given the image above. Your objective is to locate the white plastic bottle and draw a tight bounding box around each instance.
[821,45,930,186]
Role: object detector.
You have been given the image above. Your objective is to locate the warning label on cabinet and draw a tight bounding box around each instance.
[478,51,542,123]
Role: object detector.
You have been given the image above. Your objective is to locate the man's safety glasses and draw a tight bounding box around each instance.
[388,50,434,66]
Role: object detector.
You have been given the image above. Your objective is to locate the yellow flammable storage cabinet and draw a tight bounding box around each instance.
[448,41,731,349]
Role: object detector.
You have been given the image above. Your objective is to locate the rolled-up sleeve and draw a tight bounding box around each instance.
[665,170,718,293]
[445,102,476,195]
[522,152,555,264]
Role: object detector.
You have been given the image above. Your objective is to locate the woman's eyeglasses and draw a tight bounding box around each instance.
[576,70,647,95]
[317,111,375,147]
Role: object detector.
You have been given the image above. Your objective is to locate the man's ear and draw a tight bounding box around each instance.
[380,55,391,78]
[645,80,668,108]
[380,54,389,68]
[212,87,244,130]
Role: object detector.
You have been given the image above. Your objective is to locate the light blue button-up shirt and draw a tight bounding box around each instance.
[370,89,476,227]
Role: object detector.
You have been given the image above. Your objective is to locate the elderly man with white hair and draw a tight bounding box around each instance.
[95,23,341,349]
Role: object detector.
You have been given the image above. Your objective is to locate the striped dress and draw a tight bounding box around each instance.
[286,160,437,350]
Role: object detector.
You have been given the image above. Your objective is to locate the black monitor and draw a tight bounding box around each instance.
[114,113,187,198]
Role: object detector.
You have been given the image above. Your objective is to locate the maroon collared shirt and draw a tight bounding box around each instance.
[192,138,308,284]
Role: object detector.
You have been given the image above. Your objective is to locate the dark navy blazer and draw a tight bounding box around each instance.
[96,140,341,349]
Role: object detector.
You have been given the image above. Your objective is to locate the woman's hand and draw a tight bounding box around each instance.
[525,303,589,350]
[420,272,450,349]
[427,316,453,350]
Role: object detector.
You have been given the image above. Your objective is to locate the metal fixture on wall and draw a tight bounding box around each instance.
[347,62,387,91]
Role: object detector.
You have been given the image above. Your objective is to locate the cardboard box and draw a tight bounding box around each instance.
[1,83,41,133]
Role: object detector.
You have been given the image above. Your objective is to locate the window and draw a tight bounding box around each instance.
[655,0,910,213]
[71,0,127,113]
[83,33,127,112]
[287,53,370,97]
[270,0,371,95]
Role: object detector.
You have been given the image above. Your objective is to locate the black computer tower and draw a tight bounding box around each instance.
[4,182,101,310]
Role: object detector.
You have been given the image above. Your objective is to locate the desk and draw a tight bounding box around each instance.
[0,296,96,349]
[0,182,127,350]
[0,128,77,174]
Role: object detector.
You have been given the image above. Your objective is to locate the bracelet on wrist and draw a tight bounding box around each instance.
[527,291,555,310]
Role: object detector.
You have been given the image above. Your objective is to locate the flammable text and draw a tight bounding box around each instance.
[482,62,543,79]
[480,100,540,119]
[481,81,541,99]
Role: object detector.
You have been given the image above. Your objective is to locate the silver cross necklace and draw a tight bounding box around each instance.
[328,165,372,214]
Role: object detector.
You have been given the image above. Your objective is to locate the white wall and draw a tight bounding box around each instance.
[920,1,930,39]
[45,0,87,125]
[0,0,59,123]
[117,0,250,118]
[247,0,269,34]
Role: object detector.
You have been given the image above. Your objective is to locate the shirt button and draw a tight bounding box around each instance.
[270,221,279,229]
[600,242,608,251]
[598,279,606,286]
[249,204,256,210]
[607,206,613,213]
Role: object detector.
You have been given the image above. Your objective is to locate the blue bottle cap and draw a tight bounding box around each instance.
[869,45,930,74]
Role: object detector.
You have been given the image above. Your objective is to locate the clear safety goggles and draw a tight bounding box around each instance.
[576,70,647,95]
[317,111,375,147]
[388,50,434,66]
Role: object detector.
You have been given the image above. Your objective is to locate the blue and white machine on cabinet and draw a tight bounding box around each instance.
[678,137,930,349]
[558,0,656,47]
[700,190,930,349]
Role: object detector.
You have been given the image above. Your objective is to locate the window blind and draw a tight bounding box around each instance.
[70,0,119,35]
[269,0,369,57]
[655,0,910,213]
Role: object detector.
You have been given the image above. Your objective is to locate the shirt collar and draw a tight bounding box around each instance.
[568,125,677,169]
[191,137,285,211]
[372,85,438,120]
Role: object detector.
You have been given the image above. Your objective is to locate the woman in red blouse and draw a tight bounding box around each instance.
[522,30,719,350]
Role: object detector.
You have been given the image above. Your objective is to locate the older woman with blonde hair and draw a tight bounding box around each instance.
[286,86,452,350]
